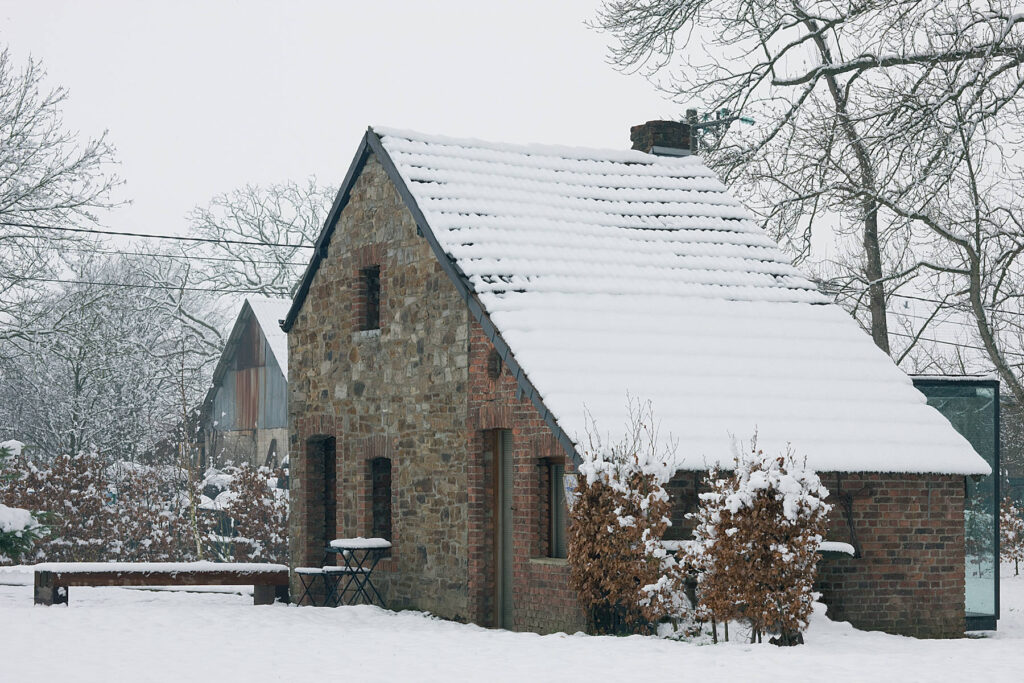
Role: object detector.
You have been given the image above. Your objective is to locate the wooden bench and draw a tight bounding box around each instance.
[32,562,290,606]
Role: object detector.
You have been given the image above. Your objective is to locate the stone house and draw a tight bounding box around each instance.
[282,123,990,638]
[201,297,290,469]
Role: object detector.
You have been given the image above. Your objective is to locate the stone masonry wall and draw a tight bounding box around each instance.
[287,153,472,620]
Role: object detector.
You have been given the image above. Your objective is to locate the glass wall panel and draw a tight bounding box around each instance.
[913,378,999,626]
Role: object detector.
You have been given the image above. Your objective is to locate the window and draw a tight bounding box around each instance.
[361,265,381,330]
[370,457,392,543]
[487,349,503,379]
[547,462,568,558]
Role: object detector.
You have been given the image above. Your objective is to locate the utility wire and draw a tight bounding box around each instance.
[11,275,289,296]
[832,287,1022,318]
[11,237,309,267]
[2,221,315,249]
[888,330,1024,360]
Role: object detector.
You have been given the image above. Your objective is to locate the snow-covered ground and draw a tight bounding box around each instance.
[1,567,1023,682]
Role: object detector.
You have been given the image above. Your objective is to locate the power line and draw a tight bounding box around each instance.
[12,237,309,267]
[2,221,316,249]
[889,330,1024,360]
[831,287,1023,318]
[12,275,292,296]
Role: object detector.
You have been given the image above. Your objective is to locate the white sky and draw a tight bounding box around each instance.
[0,0,675,239]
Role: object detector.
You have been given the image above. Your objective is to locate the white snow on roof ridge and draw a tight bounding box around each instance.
[374,126,705,167]
[246,296,291,379]
[375,127,990,476]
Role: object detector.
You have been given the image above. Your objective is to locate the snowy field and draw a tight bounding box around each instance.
[1,569,1023,682]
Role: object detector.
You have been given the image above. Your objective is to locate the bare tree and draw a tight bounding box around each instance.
[0,47,121,342]
[0,251,223,462]
[186,179,331,298]
[847,94,1024,405]
[595,1,1024,356]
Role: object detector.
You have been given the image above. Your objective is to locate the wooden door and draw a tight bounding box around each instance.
[495,430,514,629]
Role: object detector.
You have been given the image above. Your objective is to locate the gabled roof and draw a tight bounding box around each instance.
[284,127,989,476]
[246,297,291,379]
[216,297,291,383]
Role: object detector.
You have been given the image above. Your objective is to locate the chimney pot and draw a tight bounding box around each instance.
[630,120,692,156]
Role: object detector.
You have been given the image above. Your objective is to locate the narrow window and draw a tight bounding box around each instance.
[361,265,381,330]
[371,457,392,544]
[548,462,567,558]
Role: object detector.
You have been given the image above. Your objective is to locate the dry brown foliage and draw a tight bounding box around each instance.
[569,458,671,634]
[692,442,830,645]
[223,464,288,564]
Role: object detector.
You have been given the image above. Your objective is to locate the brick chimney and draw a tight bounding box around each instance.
[630,120,691,156]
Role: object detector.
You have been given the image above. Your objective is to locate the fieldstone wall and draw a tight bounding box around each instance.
[205,427,288,469]
[287,153,472,620]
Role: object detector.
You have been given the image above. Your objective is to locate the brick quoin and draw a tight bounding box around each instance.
[286,149,970,637]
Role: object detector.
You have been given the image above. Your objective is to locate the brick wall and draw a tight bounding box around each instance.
[816,472,966,638]
[465,321,586,634]
[658,470,966,638]
[287,153,472,619]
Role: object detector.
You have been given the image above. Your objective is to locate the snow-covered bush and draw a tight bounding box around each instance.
[567,402,677,634]
[221,464,288,564]
[1,447,206,562]
[109,461,197,562]
[2,447,114,562]
[1000,495,1024,576]
[0,439,45,563]
[692,439,830,645]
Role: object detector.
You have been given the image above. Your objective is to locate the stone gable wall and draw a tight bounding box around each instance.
[287,153,472,619]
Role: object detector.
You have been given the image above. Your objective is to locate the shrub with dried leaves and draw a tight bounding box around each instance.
[222,464,288,564]
[692,439,830,646]
[568,400,677,634]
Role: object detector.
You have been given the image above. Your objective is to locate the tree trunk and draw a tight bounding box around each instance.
[968,259,1024,408]
[801,13,890,355]
[864,203,890,354]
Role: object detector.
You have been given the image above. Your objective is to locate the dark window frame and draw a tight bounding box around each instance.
[370,456,392,550]
[546,460,568,559]
[361,265,381,331]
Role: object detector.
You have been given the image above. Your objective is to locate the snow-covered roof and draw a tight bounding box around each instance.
[246,297,291,378]
[371,127,988,476]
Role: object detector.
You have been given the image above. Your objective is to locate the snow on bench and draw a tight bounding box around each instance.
[32,562,290,606]
[32,561,288,574]
[328,537,392,550]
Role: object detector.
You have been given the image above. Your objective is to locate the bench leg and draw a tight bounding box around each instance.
[275,584,290,604]
[253,585,275,605]
[34,571,67,606]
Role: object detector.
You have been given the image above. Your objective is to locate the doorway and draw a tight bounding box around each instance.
[494,429,514,629]
[307,435,337,565]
